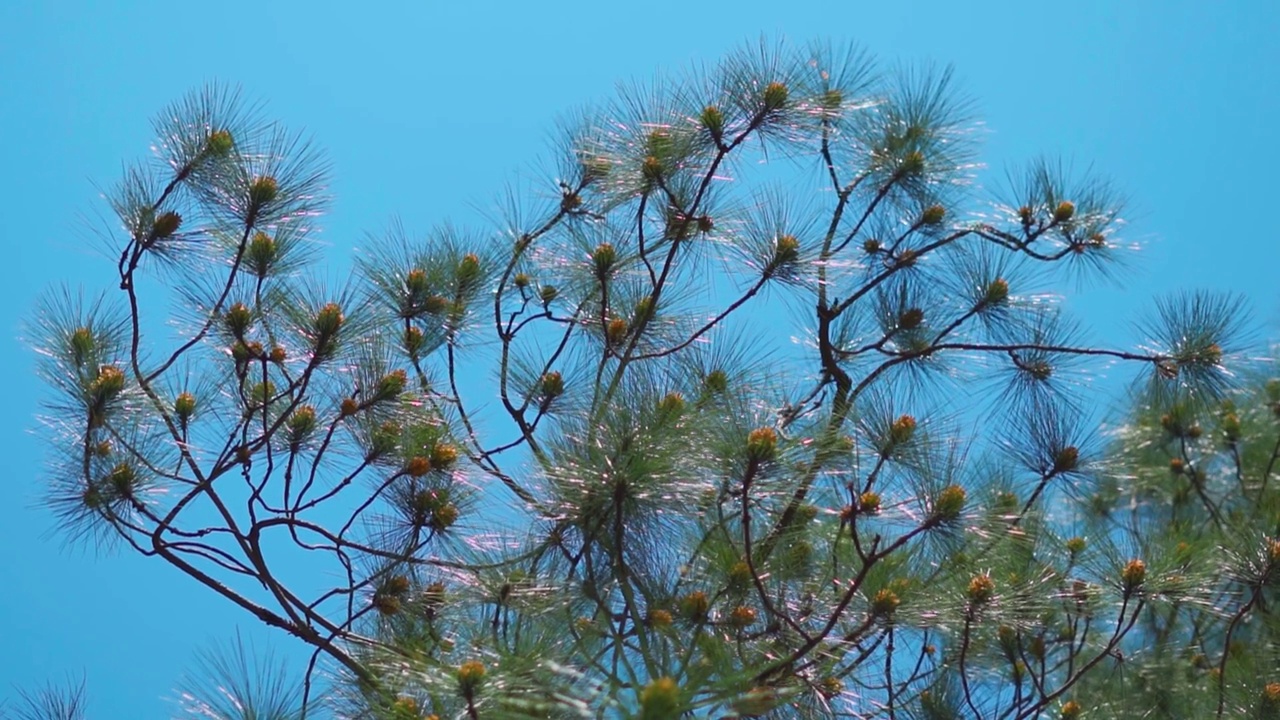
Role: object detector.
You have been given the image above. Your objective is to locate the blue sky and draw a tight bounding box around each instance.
[2,1,1277,716]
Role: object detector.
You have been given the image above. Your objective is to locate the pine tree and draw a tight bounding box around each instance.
[23,40,1259,718]
[1078,359,1280,719]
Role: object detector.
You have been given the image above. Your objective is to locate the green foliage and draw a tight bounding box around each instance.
[20,40,1261,718]
[0,676,88,720]
[1070,367,1280,719]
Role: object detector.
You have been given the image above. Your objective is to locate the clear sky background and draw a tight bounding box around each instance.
[2,1,1277,716]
